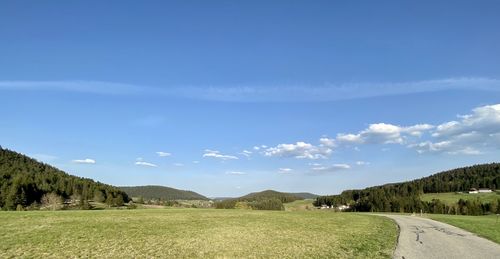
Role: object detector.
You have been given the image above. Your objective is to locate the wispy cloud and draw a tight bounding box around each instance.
[1,77,498,102]
[156,151,171,157]
[278,168,293,174]
[135,161,158,167]
[311,164,351,173]
[0,80,145,95]
[226,171,246,175]
[72,158,96,164]
[355,161,370,166]
[239,150,253,157]
[203,149,238,160]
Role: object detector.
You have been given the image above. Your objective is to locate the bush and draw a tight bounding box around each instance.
[248,199,284,211]
[41,193,63,211]
[214,199,237,209]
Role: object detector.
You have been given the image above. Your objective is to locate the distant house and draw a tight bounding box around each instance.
[337,205,350,211]
[469,188,493,194]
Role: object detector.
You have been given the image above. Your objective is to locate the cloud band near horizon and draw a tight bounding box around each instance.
[0,77,499,102]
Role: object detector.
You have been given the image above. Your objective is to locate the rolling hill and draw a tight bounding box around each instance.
[288,192,319,199]
[238,190,304,203]
[119,185,209,200]
[0,147,129,210]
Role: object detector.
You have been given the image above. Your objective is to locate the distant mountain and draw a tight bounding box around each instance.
[0,147,129,210]
[119,185,208,200]
[239,190,304,203]
[288,192,318,199]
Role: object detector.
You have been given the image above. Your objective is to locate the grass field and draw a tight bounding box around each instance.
[284,199,315,211]
[0,209,397,258]
[428,214,500,244]
[420,192,500,205]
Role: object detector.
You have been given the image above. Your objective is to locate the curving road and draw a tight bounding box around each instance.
[377,214,500,259]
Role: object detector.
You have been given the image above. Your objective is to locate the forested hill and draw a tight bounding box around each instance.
[214,190,306,210]
[315,163,500,215]
[119,185,208,200]
[288,192,319,199]
[0,147,129,210]
[239,190,304,203]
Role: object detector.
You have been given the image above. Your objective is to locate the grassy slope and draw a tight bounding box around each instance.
[428,214,500,244]
[421,192,500,205]
[0,209,397,258]
[284,199,315,211]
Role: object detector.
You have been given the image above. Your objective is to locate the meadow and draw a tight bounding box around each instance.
[428,214,500,244]
[420,192,500,205]
[0,209,397,258]
[283,199,315,211]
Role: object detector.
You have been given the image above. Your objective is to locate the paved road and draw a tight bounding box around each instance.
[377,214,500,259]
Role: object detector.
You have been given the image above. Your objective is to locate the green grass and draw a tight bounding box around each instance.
[420,192,500,205]
[428,214,500,244]
[284,199,315,211]
[0,209,397,258]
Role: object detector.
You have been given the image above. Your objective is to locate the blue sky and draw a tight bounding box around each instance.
[1,1,500,197]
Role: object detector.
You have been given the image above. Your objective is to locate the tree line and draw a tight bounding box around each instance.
[119,185,208,201]
[0,147,130,210]
[214,190,303,210]
[314,163,500,215]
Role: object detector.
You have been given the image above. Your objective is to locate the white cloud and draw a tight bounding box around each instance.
[156,151,171,157]
[448,147,482,155]
[72,158,96,164]
[240,150,253,157]
[319,137,336,147]
[336,123,433,145]
[336,133,363,144]
[433,104,500,138]
[135,161,158,167]
[226,171,246,175]
[278,168,293,173]
[355,161,370,166]
[410,104,500,155]
[264,141,332,160]
[203,149,238,160]
[192,161,200,164]
[311,164,351,173]
[253,145,267,150]
[173,163,184,167]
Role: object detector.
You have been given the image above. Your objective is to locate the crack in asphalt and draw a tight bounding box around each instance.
[412,226,425,244]
[429,226,465,237]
